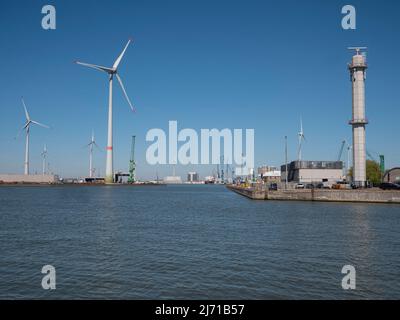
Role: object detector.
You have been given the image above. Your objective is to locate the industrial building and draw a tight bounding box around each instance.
[383,168,400,184]
[258,166,281,183]
[281,161,343,184]
[187,172,199,183]
[163,176,182,184]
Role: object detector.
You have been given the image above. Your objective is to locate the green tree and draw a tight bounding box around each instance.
[349,160,382,185]
[366,160,382,185]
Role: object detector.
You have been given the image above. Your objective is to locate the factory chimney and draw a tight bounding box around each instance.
[348,47,368,187]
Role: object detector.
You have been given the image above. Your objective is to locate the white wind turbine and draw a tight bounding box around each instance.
[41,144,48,175]
[18,97,50,175]
[297,117,306,161]
[75,39,135,183]
[85,131,100,178]
[347,143,353,177]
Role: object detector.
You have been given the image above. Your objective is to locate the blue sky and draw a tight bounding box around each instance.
[0,0,399,179]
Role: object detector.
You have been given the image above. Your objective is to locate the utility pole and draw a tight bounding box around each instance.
[128,135,136,184]
[285,135,288,190]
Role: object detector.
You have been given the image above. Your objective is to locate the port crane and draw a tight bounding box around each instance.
[337,140,346,162]
[128,135,136,183]
[366,149,385,176]
[220,155,225,183]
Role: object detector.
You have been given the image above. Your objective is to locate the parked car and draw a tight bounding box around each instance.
[379,183,400,190]
[295,183,305,189]
[316,183,324,189]
[350,183,359,189]
[306,184,315,189]
[321,180,331,189]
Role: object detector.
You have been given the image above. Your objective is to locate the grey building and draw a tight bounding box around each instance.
[281,161,343,184]
[187,172,199,183]
[383,168,400,184]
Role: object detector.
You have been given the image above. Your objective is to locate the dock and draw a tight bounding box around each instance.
[227,185,400,204]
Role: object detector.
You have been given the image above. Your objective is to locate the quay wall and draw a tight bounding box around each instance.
[0,174,59,184]
[227,185,400,204]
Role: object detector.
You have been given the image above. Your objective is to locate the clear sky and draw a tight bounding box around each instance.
[0,0,399,179]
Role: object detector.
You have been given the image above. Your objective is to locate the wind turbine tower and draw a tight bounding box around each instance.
[297,117,306,161]
[18,97,50,175]
[86,131,99,178]
[348,47,368,187]
[41,144,48,175]
[76,39,135,183]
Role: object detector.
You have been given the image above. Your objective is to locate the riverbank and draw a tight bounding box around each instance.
[227,185,400,204]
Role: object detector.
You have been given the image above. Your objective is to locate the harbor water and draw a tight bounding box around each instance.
[0,185,399,299]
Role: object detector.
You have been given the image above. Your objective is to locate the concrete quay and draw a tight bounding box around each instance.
[0,174,59,184]
[227,185,400,204]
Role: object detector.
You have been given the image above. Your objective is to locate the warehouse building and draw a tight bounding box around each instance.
[258,166,281,184]
[187,172,199,183]
[281,161,343,184]
[383,168,400,184]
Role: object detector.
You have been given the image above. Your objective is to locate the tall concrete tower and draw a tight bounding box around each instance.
[348,47,368,187]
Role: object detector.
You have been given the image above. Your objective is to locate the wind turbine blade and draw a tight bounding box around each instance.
[41,144,47,155]
[15,122,29,139]
[113,39,132,70]
[75,61,113,73]
[300,117,303,134]
[31,120,50,129]
[94,142,102,152]
[21,97,30,121]
[116,73,135,112]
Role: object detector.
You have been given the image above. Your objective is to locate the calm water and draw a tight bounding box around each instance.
[0,184,399,299]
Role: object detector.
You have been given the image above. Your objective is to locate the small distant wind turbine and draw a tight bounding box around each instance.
[17,97,50,175]
[75,39,135,183]
[85,131,100,178]
[41,144,48,175]
[297,117,306,161]
[347,144,353,175]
